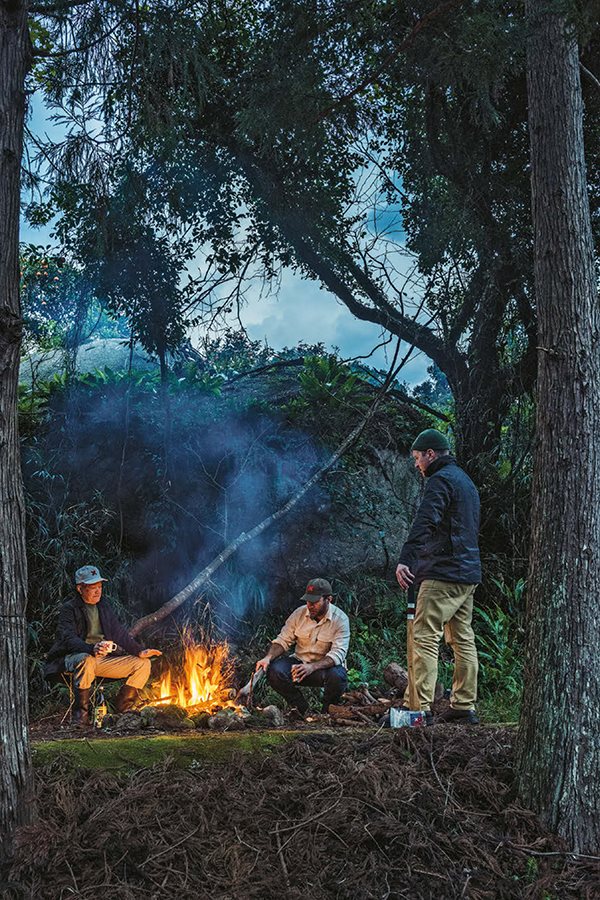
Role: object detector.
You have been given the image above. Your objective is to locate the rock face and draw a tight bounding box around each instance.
[276,451,419,589]
[19,338,161,385]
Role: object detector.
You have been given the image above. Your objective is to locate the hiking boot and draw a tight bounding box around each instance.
[288,706,308,723]
[435,707,480,725]
[115,684,138,713]
[72,687,90,726]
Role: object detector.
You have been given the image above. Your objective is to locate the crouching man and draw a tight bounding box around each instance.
[44,565,162,724]
[255,578,350,716]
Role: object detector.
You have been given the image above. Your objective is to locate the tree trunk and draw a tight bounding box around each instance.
[517,0,600,853]
[0,0,33,861]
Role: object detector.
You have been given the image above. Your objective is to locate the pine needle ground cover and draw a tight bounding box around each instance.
[6,728,598,899]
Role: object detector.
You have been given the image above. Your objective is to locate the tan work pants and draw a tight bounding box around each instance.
[403,579,478,712]
[65,652,151,689]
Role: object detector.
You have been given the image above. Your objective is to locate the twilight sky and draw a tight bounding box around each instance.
[22,95,431,385]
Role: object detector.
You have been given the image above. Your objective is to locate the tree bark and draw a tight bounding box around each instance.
[517,0,600,853]
[0,0,33,862]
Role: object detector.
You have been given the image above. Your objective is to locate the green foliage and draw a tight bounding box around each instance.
[20,245,128,353]
[199,329,273,375]
[297,355,360,407]
[347,624,404,688]
[474,583,524,720]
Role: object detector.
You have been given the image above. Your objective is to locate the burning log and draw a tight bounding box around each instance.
[149,632,241,716]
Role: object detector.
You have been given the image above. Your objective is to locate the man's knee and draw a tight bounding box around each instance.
[76,654,97,677]
[267,658,290,687]
[324,666,347,691]
[133,657,151,684]
[72,653,97,687]
[413,627,441,653]
[446,626,477,653]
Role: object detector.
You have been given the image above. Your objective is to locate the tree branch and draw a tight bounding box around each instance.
[580,62,600,94]
[233,148,468,389]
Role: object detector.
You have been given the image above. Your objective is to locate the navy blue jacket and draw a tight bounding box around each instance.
[44,594,144,680]
[399,456,481,585]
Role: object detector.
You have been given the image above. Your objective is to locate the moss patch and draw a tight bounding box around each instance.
[32,730,294,770]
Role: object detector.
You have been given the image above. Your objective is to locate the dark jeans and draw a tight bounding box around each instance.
[267,656,347,713]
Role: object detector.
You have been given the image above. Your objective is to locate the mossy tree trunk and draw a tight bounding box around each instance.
[517,0,600,853]
[0,0,33,861]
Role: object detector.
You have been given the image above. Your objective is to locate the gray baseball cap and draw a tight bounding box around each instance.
[75,565,107,585]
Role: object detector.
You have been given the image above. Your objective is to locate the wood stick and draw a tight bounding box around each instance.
[235,668,265,704]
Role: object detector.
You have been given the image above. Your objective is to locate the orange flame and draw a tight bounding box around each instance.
[155,639,237,712]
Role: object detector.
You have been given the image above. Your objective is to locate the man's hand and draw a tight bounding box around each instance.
[138,649,162,659]
[255,657,271,673]
[291,662,316,682]
[395,563,415,591]
[93,640,115,657]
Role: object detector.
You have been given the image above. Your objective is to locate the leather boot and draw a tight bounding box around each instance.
[115,684,138,713]
[73,687,90,726]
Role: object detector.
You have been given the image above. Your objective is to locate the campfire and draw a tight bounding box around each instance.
[152,635,239,714]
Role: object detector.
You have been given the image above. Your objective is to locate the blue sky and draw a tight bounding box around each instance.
[22,95,430,386]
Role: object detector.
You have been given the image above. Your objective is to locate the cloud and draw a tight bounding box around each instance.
[239,268,430,385]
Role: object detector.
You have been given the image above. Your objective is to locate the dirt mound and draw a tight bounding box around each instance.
[4,728,598,899]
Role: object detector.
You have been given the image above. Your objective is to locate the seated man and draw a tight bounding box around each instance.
[255,578,350,715]
[44,565,161,725]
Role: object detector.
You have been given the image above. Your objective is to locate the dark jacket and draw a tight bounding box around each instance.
[399,456,481,585]
[44,594,144,681]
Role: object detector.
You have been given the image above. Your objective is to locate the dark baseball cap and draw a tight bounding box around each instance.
[301,578,333,602]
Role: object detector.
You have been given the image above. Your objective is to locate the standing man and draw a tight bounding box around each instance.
[396,429,481,724]
[255,578,350,716]
[44,565,162,724]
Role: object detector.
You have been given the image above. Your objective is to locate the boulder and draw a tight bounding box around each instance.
[141,705,190,731]
[207,709,246,731]
[190,711,212,729]
[260,705,285,727]
[114,711,142,732]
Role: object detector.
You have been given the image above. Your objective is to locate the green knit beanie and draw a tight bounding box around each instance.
[410,429,450,452]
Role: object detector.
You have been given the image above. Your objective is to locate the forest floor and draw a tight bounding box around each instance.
[2,724,598,899]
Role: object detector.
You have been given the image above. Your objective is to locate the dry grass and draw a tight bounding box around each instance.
[4,727,599,899]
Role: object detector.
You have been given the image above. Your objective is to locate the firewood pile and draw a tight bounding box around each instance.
[329,678,394,725]
[328,664,446,726]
